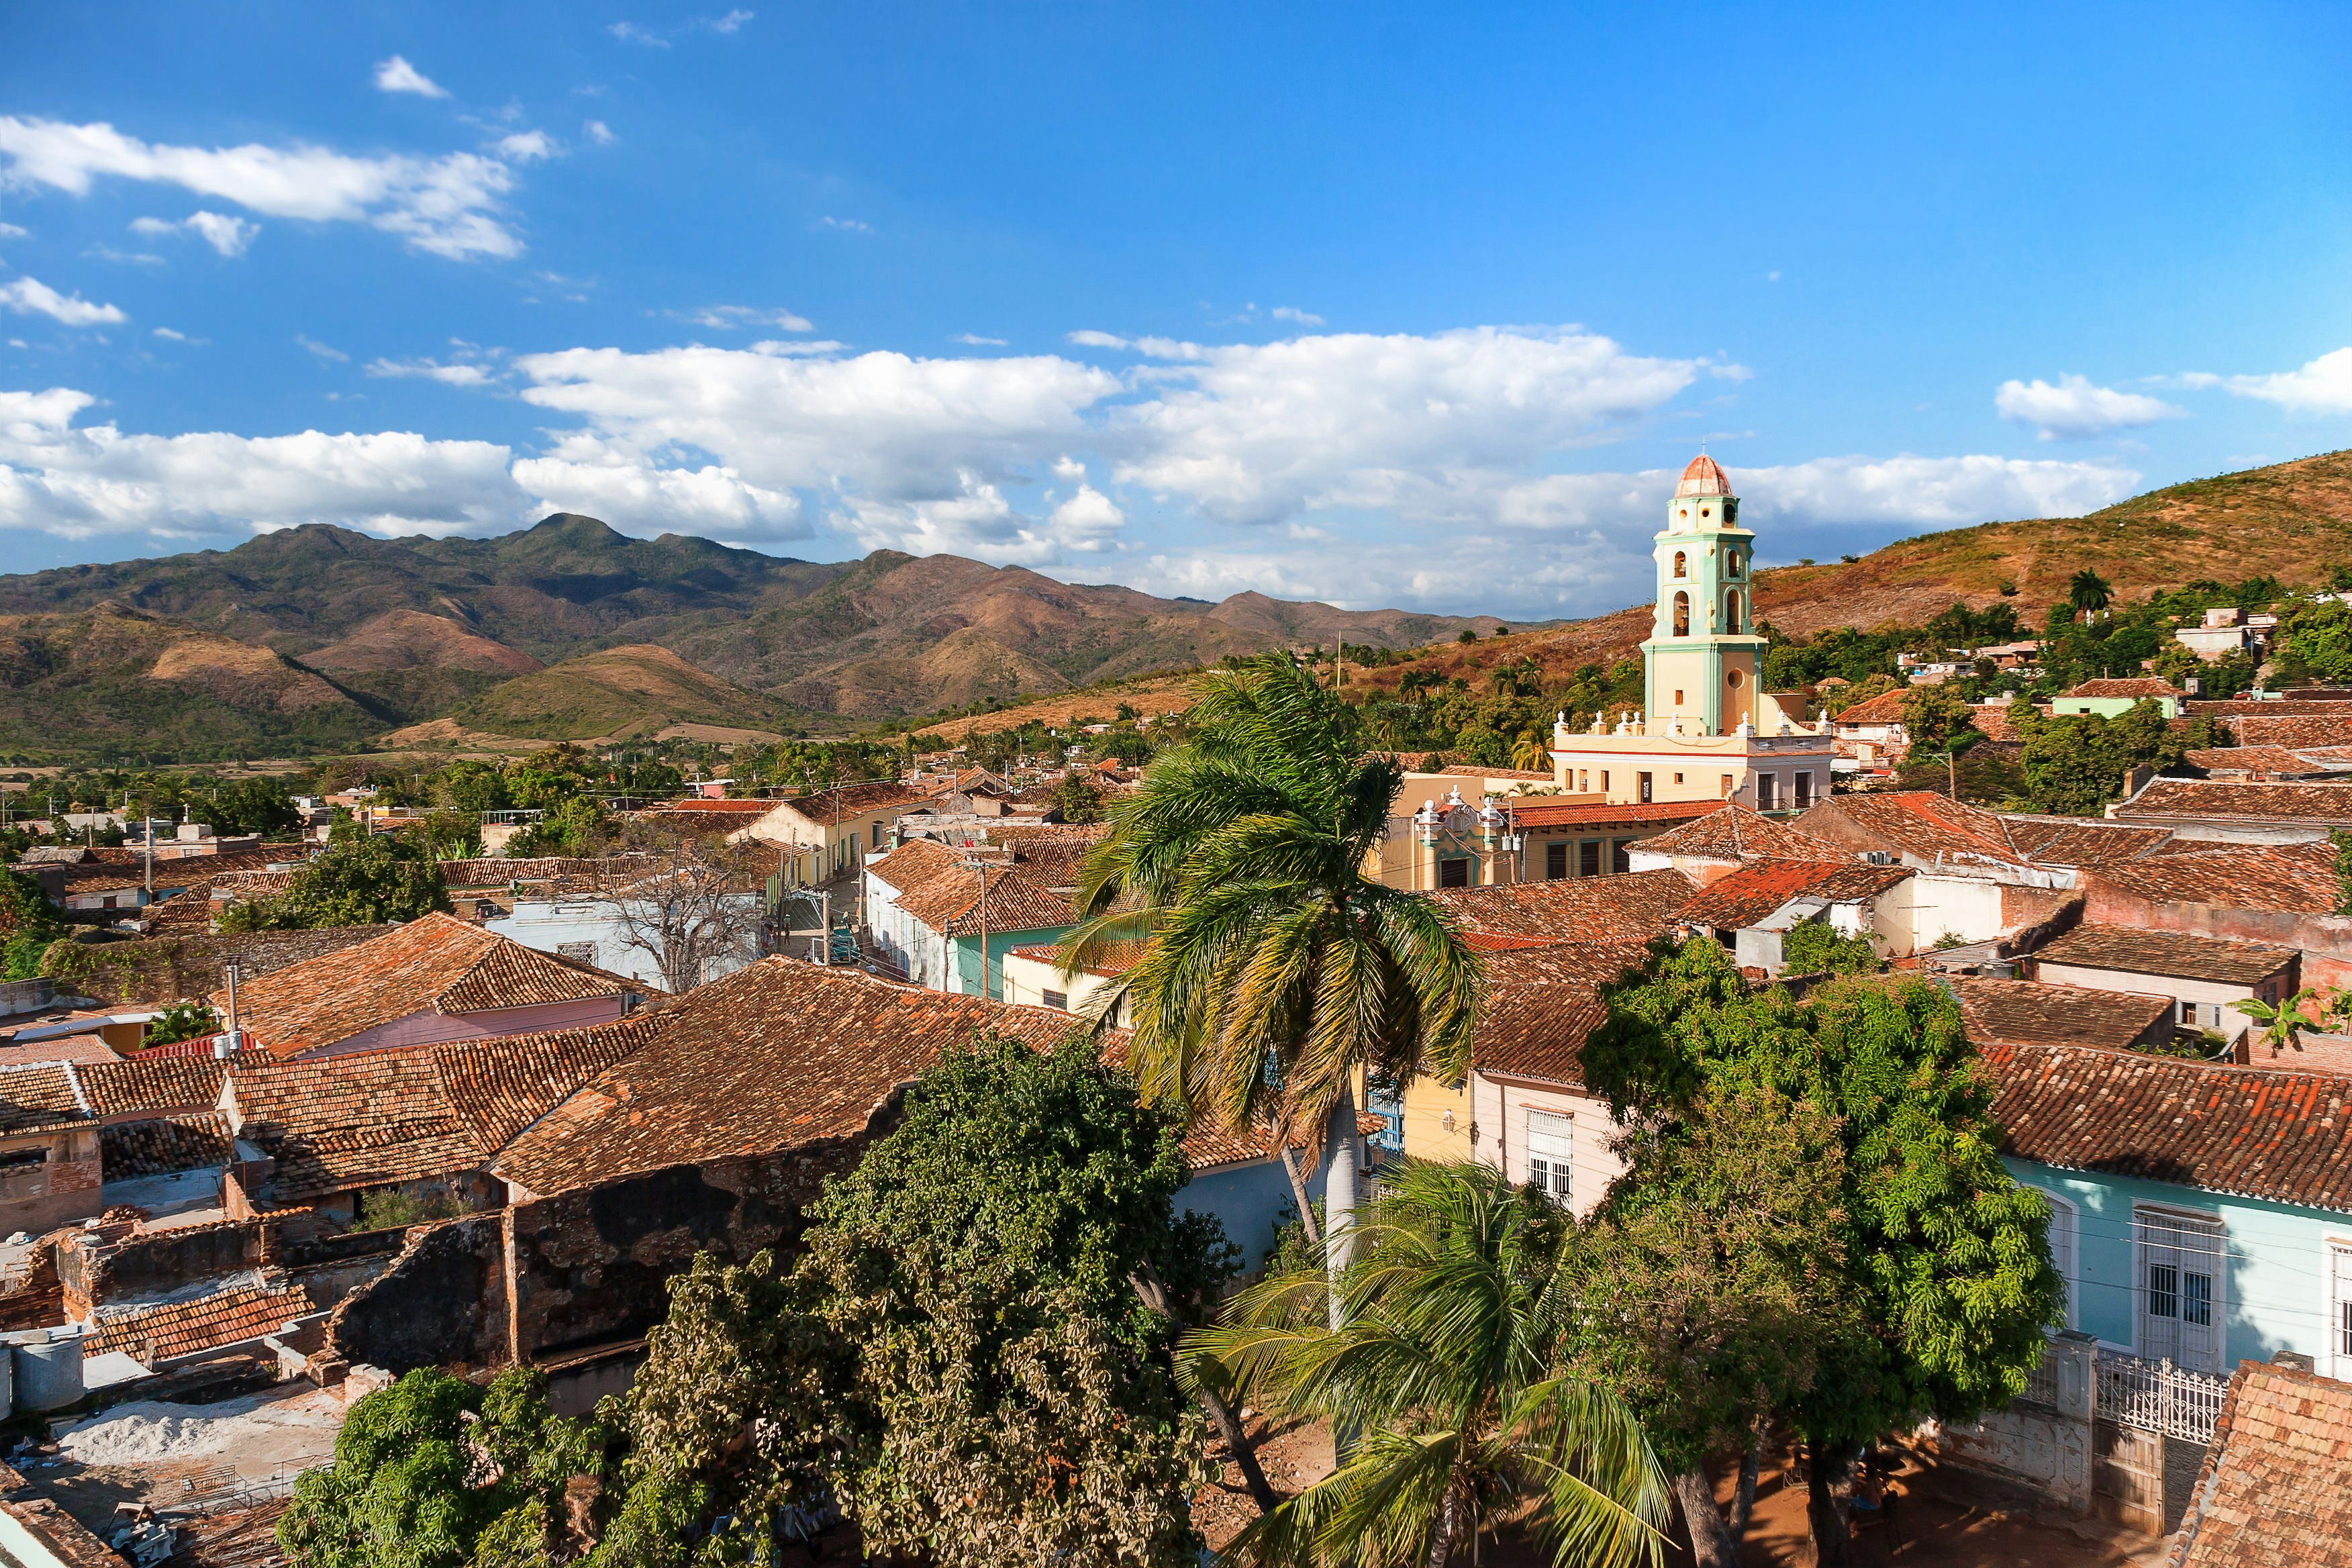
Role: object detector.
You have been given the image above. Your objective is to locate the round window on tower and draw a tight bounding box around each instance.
[1727,669,1744,689]
[1700,507,1711,519]
[1678,508,1688,521]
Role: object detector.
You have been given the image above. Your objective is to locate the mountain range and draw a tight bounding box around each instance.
[0,518,1508,757]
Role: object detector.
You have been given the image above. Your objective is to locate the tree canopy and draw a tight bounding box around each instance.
[219,828,452,931]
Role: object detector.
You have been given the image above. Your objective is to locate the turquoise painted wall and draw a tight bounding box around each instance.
[1181,1157,1324,1271]
[2005,1156,2350,1369]
[952,925,1071,999]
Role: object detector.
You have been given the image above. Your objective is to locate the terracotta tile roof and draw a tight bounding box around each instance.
[2085,841,2342,915]
[2170,1361,2352,1568]
[1469,942,1649,1086]
[440,854,662,887]
[895,864,1073,937]
[1498,799,1718,830]
[1008,940,1144,978]
[218,911,637,1058]
[2035,923,2299,986]
[1630,803,1849,863]
[1995,817,2175,867]
[491,960,1090,1195]
[1985,1041,2352,1213]
[100,1114,230,1177]
[2113,778,2352,827]
[2190,699,2352,720]
[865,837,961,895]
[771,781,927,826]
[228,1044,479,1200]
[79,1055,226,1118]
[648,797,774,815]
[1829,689,1910,726]
[1950,977,2171,1051]
[1804,791,2173,871]
[0,1065,86,1134]
[2183,746,2341,777]
[432,1020,659,1150]
[1675,859,1912,931]
[1430,869,1696,948]
[2061,677,2184,700]
[2225,714,2352,749]
[86,1281,315,1363]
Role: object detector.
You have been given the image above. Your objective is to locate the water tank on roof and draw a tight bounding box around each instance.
[11,1328,81,1412]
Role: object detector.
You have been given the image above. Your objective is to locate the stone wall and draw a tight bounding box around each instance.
[321,1214,509,1375]
[1937,1333,2095,1514]
[38,926,397,1006]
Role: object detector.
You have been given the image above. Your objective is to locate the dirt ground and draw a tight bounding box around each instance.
[1195,1422,2173,1567]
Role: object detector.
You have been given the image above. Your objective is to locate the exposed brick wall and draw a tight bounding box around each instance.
[2082,889,2352,989]
[2000,885,2081,936]
[42,926,398,1006]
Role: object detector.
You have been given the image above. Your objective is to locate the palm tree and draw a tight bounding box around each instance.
[1195,1160,1669,1568]
[1066,652,1480,1301]
[1511,729,1553,773]
[2067,569,2113,622]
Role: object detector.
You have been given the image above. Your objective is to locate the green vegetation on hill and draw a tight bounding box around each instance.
[446,642,799,742]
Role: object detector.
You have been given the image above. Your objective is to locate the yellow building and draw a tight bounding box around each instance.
[1550,454,1833,815]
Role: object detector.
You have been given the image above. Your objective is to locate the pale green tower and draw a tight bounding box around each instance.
[1640,454,1766,736]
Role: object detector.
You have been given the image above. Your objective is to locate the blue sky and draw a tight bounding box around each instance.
[4,2,2350,618]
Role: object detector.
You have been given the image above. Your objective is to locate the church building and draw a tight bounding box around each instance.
[1549,454,1833,814]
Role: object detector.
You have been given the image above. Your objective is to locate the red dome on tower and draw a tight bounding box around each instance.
[1674,453,1732,498]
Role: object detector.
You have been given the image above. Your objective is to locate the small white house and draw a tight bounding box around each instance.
[489,893,763,993]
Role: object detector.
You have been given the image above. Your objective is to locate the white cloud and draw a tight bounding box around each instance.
[366,356,495,387]
[706,9,754,32]
[816,215,872,233]
[374,56,449,98]
[495,131,554,164]
[296,335,348,362]
[1106,326,1706,526]
[0,275,125,326]
[1066,330,1129,349]
[1994,373,2184,440]
[2217,347,2352,414]
[514,434,801,540]
[0,222,26,239]
[1046,479,1126,553]
[1270,305,1324,326]
[954,334,1008,347]
[679,304,814,332]
[84,244,164,266]
[607,21,669,46]
[0,386,524,540]
[0,115,525,260]
[130,211,260,256]
[583,120,616,146]
[150,326,206,344]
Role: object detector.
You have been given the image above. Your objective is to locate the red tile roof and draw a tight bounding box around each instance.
[432,1022,659,1151]
[2170,1361,2352,1568]
[2112,778,2352,828]
[491,960,1093,1196]
[218,912,638,1058]
[1430,869,1696,948]
[2184,746,2345,777]
[227,1044,478,1201]
[2226,714,2352,750]
[1829,689,1910,727]
[895,864,1072,937]
[1675,858,1912,931]
[2085,841,2341,915]
[79,1055,226,1118]
[2035,923,2299,986]
[863,836,960,894]
[0,1065,85,1134]
[1675,452,1731,497]
[1951,977,2171,1051]
[768,781,927,826]
[1985,1041,2352,1213]
[1802,791,2172,871]
[2061,677,2184,700]
[1500,800,1718,830]
[1630,803,1848,863]
[1469,942,1649,1086]
[1008,940,1144,979]
[85,1281,315,1363]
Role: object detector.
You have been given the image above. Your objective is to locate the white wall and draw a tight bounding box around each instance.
[999,950,1128,1025]
[1469,1073,1627,1220]
[487,896,761,993]
[2034,963,2265,1040]
[1881,873,2010,953]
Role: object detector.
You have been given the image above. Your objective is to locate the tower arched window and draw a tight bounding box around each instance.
[1724,589,1743,634]
[1726,551,1742,577]
[1672,550,1687,579]
[1672,591,1690,637]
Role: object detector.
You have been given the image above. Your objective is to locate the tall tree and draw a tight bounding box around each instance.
[1066,652,1481,1301]
[2066,569,2113,621]
[1197,1159,1669,1568]
[1580,938,2061,1567]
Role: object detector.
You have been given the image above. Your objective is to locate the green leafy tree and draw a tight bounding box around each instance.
[1197,1159,1669,1568]
[1580,939,2061,1566]
[1777,920,1883,977]
[2271,597,2352,683]
[509,796,605,859]
[278,1367,605,1568]
[1559,1085,1861,1567]
[220,835,452,931]
[1067,652,1480,1302]
[599,1034,1228,1567]
[435,761,512,816]
[1052,772,1107,824]
[0,869,68,981]
[144,999,222,1046]
[2013,699,2180,816]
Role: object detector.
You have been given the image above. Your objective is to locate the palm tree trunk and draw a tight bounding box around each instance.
[1322,1083,1361,1329]
[1278,1144,1322,1246]
[1424,1485,1461,1568]
[1672,1469,1739,1568]
[1199,1382,1279,1514]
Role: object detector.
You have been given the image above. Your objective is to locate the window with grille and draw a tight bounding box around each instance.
[1545,842,1567,879]
[1042,989,1068,1010]
[1439,858,1471,888]
[1612,840,1632,874]
[2333,1243,2352,1381]
[1795,771,1814,807]
[1524,1111,1572,1206]
[1757,773,1777,810]
[2138,1208,2225,1372]
[1580,840,1600,877]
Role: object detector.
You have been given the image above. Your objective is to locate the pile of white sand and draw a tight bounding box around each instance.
[56,1386,344,1468]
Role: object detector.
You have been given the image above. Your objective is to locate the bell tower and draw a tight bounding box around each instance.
[1640,454,1764,737]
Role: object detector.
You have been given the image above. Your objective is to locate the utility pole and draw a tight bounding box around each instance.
[977,858,991,1000]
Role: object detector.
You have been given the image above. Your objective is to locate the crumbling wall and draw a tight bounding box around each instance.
[322,1214,509,1375]
[38,926,397,1006]
[59,1210,405,1316]
[2084,883,2352,987]
[507,1140,861,1361]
